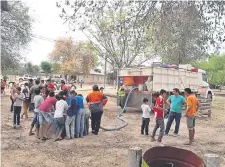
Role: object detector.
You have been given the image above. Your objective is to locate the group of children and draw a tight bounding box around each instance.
[11,80,90,141]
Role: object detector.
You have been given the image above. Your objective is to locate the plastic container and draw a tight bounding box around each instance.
[142,146,203,167]
[123,76,134,86]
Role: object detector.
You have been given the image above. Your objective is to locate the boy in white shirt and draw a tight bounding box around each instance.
[141,98,151,135]
[13,87,24,128]
[29,88,44,137]
[54,94,68,141]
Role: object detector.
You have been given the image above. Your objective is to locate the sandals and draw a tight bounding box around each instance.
[54,138,63,142]
[29,132,35,136]
[41,136,49,141]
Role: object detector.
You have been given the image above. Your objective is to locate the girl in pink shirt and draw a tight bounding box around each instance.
[38,91,57,140]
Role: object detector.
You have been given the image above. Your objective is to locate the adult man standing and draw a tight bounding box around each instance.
[184,88,199,145]
[165,88,186,136]
[86,85,107,135]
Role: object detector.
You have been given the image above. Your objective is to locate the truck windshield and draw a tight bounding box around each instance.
[202,73,208,82]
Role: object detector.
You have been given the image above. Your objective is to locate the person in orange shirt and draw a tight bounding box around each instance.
[86,85,107,135]
[184,88,200,145]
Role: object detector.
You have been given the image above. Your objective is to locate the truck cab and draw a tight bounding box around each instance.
[197,69,214,100]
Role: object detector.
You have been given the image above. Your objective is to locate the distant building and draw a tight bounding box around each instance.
[76,69,104,84]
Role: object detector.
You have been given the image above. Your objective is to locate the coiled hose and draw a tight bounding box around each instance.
[100,87,138,131]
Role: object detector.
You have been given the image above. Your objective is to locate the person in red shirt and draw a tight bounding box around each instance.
[48,80,55,91]
[61,80,70,91]
[1,79,6,95]
[151,89,167,143]
[38,91,57,140]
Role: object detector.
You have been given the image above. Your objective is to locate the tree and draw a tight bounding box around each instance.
[40,61,51,76]
[33,65,40,76]
[24,62,34,75]
[49,38,95,75]
[1,1,32,71]
[58,1,225,66]
[51,63,61,74]
[194,55,225,88]
[1,1,9,11]
[151,2,205,64]
[150,1,225,65]
[58,1,157,69]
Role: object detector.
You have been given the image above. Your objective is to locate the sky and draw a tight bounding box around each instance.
[24,0,87,65]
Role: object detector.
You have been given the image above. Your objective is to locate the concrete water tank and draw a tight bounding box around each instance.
[142,146,203,167]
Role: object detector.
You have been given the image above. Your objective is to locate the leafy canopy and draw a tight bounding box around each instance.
[1,1,32,71]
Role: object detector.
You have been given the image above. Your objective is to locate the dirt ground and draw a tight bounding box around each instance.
[1,90,225,167]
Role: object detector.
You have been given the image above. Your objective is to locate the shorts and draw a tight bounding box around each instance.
[29,103,35,111]
[39,111,54,125]
[31,112,40,128]
[186,116,195,130]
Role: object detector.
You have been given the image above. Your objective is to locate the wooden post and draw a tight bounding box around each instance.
[128,147,142,167]
[204,154,220,167]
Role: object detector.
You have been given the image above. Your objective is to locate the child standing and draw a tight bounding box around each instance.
[151,89,167,143]
[75,94,85,138]
[65,90,78,140]
[13,87,24,128]
[83,109,90,136]
[141,98,151,135]
[54,95,68,141]
[29,88,44,136]
[38,91,57,140]
[21,83,29,119]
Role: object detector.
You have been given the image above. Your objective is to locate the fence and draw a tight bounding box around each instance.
[198,97,212,117]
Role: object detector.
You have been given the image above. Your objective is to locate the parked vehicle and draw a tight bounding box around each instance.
[118,63,214,109]
[17,75,37,82]
[51,77,66,84]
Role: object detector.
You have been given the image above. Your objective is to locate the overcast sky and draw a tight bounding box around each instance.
[24,0,87,65]
[24,0,224,65]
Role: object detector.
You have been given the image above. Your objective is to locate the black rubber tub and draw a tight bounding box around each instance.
[142,146,204,167]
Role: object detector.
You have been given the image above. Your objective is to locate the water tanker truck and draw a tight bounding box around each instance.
[118,63,214,109]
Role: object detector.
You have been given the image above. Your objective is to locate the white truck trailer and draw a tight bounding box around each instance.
[118,64,213,109]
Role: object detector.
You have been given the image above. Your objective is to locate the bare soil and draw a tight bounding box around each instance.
[1,91,225,167]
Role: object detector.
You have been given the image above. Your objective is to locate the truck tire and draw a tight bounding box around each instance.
[19,78,23,82]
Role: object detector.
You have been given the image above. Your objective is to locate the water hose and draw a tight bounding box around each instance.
[100,87,138,131]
